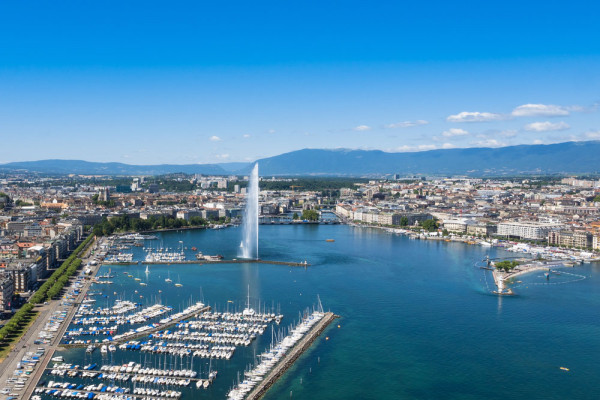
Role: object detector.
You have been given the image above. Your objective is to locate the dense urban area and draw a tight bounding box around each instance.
[0,171,600,353]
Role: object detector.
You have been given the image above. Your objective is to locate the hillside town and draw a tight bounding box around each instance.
[1,173,600,317]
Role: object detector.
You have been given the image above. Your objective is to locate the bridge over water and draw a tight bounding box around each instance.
[259,216,341,225]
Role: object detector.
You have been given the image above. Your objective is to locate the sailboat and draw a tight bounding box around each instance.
[175,274,183,287]
[165,270,172,283]
[242,285,255,316]
[145,265,149,274]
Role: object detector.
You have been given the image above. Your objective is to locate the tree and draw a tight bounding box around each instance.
[593,195,600,203]
[292,212,299,220]
[399,216,409,227]
[421,219,439,232]
[16,199,33,207]
[301,209,319,221]
[495,260,520,272]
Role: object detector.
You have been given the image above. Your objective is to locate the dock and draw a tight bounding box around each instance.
[43,368,210,384]
[36,386,180,400]
[245,311,337,400]
[103,259,311,267]
[61,304,212,348]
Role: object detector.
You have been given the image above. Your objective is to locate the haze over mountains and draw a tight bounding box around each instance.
[1,141,599,177]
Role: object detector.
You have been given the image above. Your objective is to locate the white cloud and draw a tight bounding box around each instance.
[354,125,371,131]
[586,130,600,139]
[215,153,230,159]
[243,134,251,138]
[393,143,452,152]
[533,139,544,144]
[512,104,569,117]
[209,135,222,141]
[473,139,505,147]
[268,129,276,134]
[384,120,429,129]
[524,121,570,132]
[394,145,417,152]
[447,111,504,122]
[442,128,469,137]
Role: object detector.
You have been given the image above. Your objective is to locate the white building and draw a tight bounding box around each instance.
[443,219,469,233]
[497,221,562,240]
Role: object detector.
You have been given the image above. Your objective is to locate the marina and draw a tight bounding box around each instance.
[21,223,600,400]
[37,291,332,400]
[34,261,334,400]
[31,223,333,400]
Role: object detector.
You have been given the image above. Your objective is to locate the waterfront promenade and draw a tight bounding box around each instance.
[10,239,102,400]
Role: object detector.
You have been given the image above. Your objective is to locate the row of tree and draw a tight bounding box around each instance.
[30,235,94,305]
[0,303,34,343]
[92,214,217,237]
[0,235,94,345]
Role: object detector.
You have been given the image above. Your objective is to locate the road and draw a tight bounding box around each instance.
[0,237,100,400]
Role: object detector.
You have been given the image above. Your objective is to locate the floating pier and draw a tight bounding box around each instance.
[62,303,211,347]
[35,382,182,400]
[245,311,337,400]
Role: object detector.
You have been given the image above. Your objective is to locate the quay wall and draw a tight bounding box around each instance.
[104,259,310,267]
[246,312,338,400]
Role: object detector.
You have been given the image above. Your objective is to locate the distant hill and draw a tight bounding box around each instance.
[0,159,227,175]
[250,141,600,176]
[2,141,599,176]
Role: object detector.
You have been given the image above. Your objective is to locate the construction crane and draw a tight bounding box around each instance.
[290,185,303,192]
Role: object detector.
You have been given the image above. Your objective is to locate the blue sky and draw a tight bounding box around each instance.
[1,0,599,164]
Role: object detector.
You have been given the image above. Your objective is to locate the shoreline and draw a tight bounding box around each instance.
[345,220,600,264]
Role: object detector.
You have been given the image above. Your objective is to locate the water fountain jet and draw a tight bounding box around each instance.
[240,163,259,259]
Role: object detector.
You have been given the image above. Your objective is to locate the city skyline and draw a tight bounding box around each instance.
[1,1,599,164]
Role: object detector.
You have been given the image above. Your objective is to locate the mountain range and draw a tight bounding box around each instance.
[1,141,599,176]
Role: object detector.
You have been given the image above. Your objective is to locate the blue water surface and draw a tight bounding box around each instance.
[48,225,600,400]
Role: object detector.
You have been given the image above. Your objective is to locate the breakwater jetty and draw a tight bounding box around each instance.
[244,311,337,400]
[104,259,311,267]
